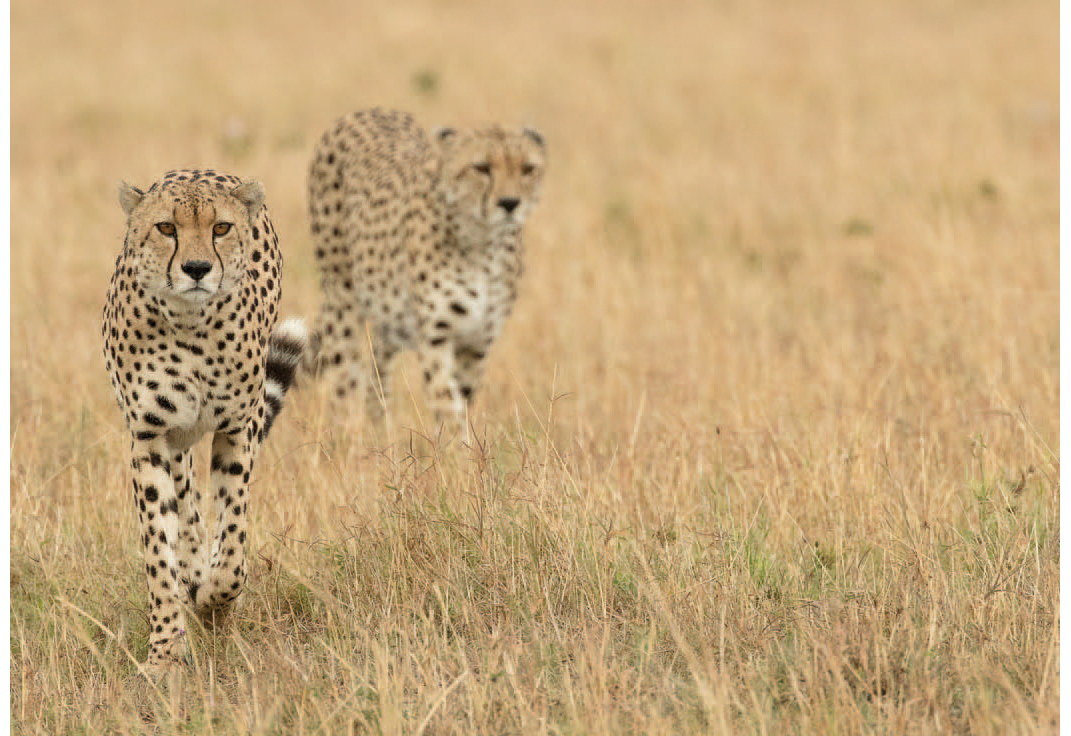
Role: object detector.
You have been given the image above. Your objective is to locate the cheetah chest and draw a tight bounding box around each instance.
[109,328,266,451]
[435,277,497,345]
[426,251,518,347]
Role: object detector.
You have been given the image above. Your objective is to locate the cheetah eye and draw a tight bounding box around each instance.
[472,162,492,176]
[213,223,233,237]
[155,222,177,237]
[521,163,536,176]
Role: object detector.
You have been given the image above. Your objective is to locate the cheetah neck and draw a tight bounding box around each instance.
[447,221,487,253]
[148,292,233,333]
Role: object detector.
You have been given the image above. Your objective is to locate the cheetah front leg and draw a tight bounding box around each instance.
[418,341,467,441]
[189,429,255,620]
[129,438,190,672]
[453,343,491,410]
[171,450,208,596]
[449,343,492,443]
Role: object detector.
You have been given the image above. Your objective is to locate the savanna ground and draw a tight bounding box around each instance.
[9,0,1059,733]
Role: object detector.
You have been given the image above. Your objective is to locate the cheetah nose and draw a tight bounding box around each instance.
[497,197,521,214]
[181,260,213,281]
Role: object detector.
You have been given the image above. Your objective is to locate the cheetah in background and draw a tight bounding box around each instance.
[102,169,307,676]
[306,108,546,437]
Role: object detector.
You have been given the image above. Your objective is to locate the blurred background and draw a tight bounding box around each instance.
[11,0,1057,528]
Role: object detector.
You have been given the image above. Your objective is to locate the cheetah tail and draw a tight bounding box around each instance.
[262,317,309,439]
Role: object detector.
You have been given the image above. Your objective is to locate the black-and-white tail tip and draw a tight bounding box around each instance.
[262,317,308,438]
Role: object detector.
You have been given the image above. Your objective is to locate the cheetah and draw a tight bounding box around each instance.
[306,108,546,436]
[101,169,307,675]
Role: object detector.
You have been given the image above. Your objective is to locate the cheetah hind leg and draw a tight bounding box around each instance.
[327,342,397,432]
[322,357,369,424]
[312,318,376,424]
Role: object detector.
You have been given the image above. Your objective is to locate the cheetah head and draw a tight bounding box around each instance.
[118,173,265,304]
[432,125,546,236]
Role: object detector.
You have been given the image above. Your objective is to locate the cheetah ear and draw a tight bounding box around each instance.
[431,126,457,143]
[424,127,456,179]
[523,127,545,148]
[230,180,266,220]
[118,182,144,217]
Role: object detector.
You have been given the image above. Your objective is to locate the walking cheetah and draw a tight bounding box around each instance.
[101,169,307,675]
[306,108,546,436]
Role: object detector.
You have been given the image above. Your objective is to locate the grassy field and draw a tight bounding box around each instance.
[9,0,1059,733]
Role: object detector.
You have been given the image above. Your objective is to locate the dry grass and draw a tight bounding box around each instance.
[9,0,1058,733]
